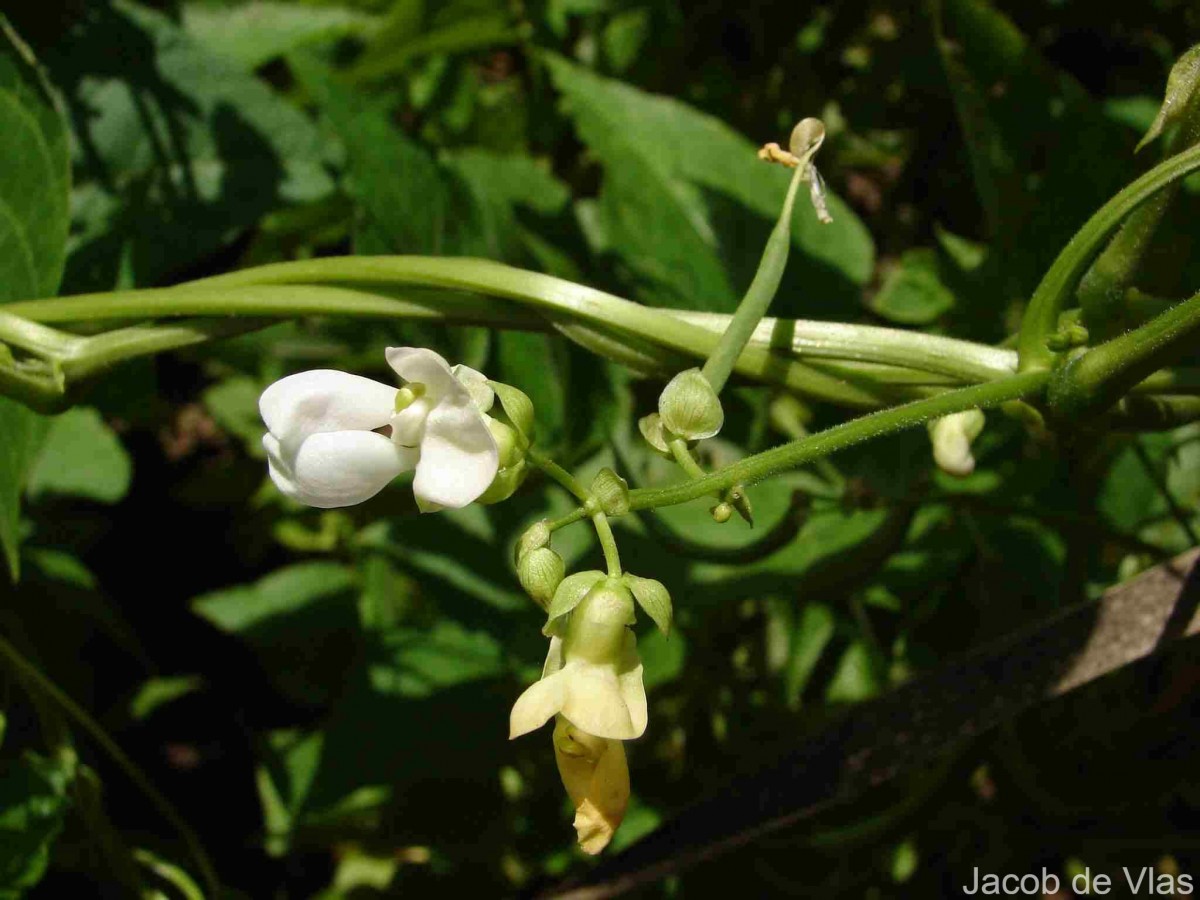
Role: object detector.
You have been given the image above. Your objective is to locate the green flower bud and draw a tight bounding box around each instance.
[590,468,630,517]
[487,417,524,470]
[518,547,565,610]
[476,457,528,505]
[488,379,535,445]
[658,368,724,441]
[710,502,733,523]
[516,520,551,563]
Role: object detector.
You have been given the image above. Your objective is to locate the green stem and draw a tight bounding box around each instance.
[6,261,1024,401]
[0,632,220,897]
[678,311,1016,383]
[527,448,623,574]
[118,257,893,407]
[668,438,709,481]
[701,165,805,393]
[629,371,1049,511]
[546,507,587,533]
[1048,289,1200,421]
[591,512,623,577]
[527,448,590,504]
[1018,142,1200,372]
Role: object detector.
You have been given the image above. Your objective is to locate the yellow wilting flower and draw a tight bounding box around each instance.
[552,716,630,855]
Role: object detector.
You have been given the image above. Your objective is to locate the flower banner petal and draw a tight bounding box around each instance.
[385,347,457,400]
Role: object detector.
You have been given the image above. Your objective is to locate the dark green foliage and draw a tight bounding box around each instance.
[0,1,1198,898]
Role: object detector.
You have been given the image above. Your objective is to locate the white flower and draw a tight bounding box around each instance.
[259,347,499,510]
[509,583,647,741]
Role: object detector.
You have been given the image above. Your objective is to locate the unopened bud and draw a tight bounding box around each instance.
[489,379,535,444]
[590,468,630,517]
[928,409,986,477]
[477,458,528,505]
[659,368,723,441]
[516,520,551,563]
[518,547,565,609]
[488,417,524,469]
[710,502,733,523]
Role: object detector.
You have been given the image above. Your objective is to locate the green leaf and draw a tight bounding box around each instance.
[0,752,73,898]
[366,619,504,698]
[203,376,268,458]
[193,563,359,705]
[785,601,835,707]
[443,149,571,263]
[867,249,956,325]
[129,675,204,721]
[638,627,685,689]
[0,396,50,581]
[183,2,378,71]
[349,9,520,84]
[256,729,325,857]
[495,334,562,441]
[194,562,356,635]
[290,53,455,256]
[543,53,873,312]
[825,640,883,703]
[25,407,132,503]
[0,17,69,302]
[55,1,334,290]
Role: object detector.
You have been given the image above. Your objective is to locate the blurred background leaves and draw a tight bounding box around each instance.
[0,0,1199,897]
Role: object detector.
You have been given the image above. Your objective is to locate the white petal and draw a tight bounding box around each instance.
[284,430,415,508]
[617,631,648,738]
[451,364,495,413]
[385,347,456,400]
[264,433,329,508]
[542,636,565,679]
[561,661,638,740]
[411,399,499,509]
[509,671,566,738]
[260,370,397,445]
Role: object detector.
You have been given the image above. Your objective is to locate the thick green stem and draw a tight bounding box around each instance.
[628,371,1049,511]
[1048,289,1200,422]
[701,165,805,393]
[1018,142,1200,372]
